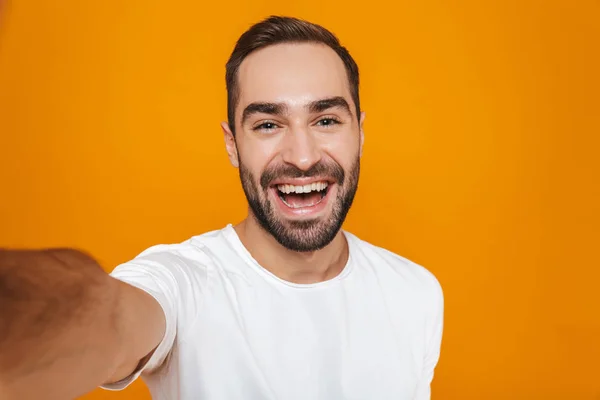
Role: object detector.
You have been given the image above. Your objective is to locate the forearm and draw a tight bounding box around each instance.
[0,248,123,399]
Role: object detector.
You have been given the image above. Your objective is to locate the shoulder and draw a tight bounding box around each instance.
[347,232,443,308]
[134,227,230,264]
[110,228,231,285]
[108,229,231,335]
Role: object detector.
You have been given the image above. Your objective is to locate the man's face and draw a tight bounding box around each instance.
[223,43,365,252]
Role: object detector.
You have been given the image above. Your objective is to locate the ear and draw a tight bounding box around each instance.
[221,121,239,168]
[359,111,366,157]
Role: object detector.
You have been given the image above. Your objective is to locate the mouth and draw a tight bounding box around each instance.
[275,181,330,208]
[268,180,333,217]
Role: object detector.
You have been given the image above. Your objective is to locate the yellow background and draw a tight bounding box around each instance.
[1,1,599,399]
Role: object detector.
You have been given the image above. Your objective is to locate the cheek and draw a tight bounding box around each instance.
[321,132,360,168]
[238,136,280,175]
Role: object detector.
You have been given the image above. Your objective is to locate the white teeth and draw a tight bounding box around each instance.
[277,181,328,194]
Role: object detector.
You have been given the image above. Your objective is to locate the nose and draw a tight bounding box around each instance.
[280,125,321,171]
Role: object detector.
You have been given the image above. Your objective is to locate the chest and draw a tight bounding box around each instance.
[172,279,424,399]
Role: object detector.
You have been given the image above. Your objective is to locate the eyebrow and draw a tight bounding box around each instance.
[307,96,352,116]
[241,96,352,126]
[241,102,288,125]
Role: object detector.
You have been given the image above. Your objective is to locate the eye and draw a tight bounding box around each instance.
[253,121,280,133]
[316,117,341,127]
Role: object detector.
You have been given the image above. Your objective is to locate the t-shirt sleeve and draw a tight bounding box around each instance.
[413,276,444,400]
[100,246,205,391]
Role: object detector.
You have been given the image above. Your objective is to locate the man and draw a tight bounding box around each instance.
[0,16,443,400]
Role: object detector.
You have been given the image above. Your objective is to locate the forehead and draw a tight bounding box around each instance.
[236,43,352,113]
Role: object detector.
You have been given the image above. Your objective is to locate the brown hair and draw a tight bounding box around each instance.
[225,16,360,134]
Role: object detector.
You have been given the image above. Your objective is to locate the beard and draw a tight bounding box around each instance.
[238,156,360,253]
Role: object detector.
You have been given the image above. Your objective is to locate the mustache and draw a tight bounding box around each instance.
[260,161,345,190]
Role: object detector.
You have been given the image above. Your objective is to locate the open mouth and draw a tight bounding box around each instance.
[274,181,330,209]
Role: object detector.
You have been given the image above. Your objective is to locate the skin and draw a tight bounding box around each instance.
[221,43,366,284]
[0,248,164,399]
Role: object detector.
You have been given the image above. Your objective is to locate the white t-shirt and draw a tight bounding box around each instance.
[102,225,443,400]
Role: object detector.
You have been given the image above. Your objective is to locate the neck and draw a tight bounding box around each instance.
[234,215,349,284]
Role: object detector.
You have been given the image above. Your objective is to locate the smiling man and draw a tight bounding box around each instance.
[0,16,443,400]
